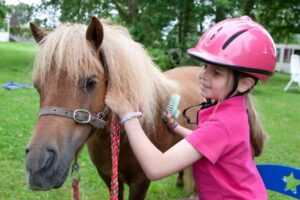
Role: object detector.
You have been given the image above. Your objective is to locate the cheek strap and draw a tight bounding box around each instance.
[227,71,240,98]
[229,72,259,97]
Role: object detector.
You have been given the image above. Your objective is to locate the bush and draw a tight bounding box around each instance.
[147,47,173,71]
[0,19,8,31]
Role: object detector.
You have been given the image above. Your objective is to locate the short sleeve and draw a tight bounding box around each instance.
[186,119,231,164]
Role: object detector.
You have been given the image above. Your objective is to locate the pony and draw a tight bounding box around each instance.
[26,16,204,199]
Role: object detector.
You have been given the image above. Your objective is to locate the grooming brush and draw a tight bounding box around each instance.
[162,94,181,122]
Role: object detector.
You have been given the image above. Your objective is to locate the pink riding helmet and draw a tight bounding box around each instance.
[188,16,277,82]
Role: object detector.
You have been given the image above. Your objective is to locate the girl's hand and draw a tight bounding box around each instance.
[166,112,178,130]
[105,89,134,118]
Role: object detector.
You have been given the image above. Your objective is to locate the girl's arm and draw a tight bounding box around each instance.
[171,124,193,138]
[105,90,202,180]
[123,117,202,180]
[165,112,193,137]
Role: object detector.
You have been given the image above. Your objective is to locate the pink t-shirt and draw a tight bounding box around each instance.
[186,96,267,200]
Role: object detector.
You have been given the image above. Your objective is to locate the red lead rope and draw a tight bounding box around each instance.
[71,160,80,200]
[72,179,80,200]
[71,114,120,200]
[110,114,121,200]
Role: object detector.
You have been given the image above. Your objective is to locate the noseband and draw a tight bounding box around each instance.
[37,50,111,129]
[38,106,110,129]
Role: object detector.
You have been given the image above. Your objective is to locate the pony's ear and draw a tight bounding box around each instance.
[86,16,104,50]
[29,23,48,44]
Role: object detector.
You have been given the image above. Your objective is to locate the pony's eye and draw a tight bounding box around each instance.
[86,78,97,89]
[79,75,98,92]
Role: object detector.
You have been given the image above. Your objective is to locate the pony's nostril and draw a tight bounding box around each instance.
[42,148,56,172]
[25,147,30,155]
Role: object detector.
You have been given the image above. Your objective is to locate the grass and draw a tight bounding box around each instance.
[0,41,299,200]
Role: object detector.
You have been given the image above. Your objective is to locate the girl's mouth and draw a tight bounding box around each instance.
[200,82,211,90]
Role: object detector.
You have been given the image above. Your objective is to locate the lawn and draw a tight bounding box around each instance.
[0,41,299,200]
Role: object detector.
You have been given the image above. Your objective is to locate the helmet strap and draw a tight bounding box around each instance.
[227,71,240,98]
[228,71,259,98]
[203,98,216,109]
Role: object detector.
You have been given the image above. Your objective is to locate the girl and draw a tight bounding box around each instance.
[105,16,276,200]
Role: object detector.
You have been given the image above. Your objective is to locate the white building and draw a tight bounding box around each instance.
[0,14,10,42]
[276,44,300,73]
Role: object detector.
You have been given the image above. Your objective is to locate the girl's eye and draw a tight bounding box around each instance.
[214,71,221,76]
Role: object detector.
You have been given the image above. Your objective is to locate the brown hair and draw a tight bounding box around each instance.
[245,93,267,157]
[234,72,267,157]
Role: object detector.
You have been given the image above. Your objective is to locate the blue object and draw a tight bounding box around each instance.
[257,164,300,199]
[166,94,181,118]
[2,81,33,90]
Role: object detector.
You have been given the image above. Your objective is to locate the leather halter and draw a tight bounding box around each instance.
[37,49,110,129]
[38,107,110,129]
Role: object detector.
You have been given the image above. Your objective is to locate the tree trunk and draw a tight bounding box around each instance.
[182,0,193,48]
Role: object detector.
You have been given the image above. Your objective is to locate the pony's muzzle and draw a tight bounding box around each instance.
[26,145,57,173]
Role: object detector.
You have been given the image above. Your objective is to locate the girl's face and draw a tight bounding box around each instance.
[199,64,233,101]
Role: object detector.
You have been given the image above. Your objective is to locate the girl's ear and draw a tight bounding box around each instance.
[237,77,255,93]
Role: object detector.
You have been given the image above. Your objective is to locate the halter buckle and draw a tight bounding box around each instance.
[73,109,91,124]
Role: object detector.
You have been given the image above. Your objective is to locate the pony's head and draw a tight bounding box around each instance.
[26,17,179,190]
[26,17,107,190]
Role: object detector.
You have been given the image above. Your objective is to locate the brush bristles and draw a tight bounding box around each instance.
[166,94,180,118]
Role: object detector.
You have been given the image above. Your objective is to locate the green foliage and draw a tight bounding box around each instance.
[253,0,300,43]
[20,26,31,38]
[9,3,34,36]
[0,17,7,31]
[147,47,172,71]
[10,25,32,38]
[5,1,300,68]
[0,0,9,20]
[35,1,300,68]
[39,0,111,24]
[0,0,10,31]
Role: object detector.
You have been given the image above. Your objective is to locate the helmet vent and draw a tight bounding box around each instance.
[210,27,223,40]
[222,29,248,50]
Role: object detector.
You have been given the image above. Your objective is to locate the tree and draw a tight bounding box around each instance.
[39,0,110,23]
[9,3,34,36]
[0,0,6,19]
[37,0,300,69]
[0,0,10,31]
[254,0,300,43]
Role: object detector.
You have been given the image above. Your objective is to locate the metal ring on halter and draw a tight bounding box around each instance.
[73,109,91,124]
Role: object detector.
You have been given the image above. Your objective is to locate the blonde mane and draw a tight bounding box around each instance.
[33,19,180,132]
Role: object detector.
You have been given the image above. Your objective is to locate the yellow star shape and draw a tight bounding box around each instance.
[283,172,300,194]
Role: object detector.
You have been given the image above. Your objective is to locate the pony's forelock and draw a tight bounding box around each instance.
[33,24,103,88]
